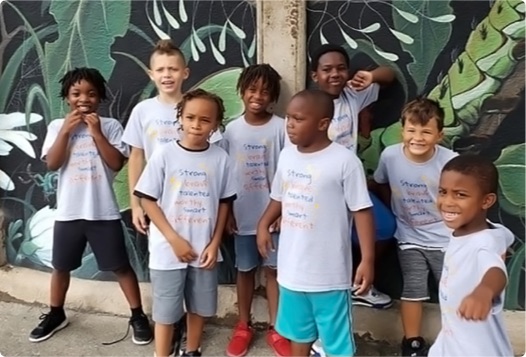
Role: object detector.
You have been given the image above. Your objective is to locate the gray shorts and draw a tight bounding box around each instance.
[398,247,444,301]
[150,266,218,324]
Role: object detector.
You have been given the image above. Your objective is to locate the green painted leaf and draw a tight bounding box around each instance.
[380,121,403,147]
[20,241,39,257]
[494,144,525,218]
[44,0,131,118]
[113,163,130,211]
[192,67,245,125]
[505,242,525,309]
[392,0,454,93]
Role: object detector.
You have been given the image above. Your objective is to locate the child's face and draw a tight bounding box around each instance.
[180,98,219,144]
[242,78,272,116]
[149,53,188,96]
[311,51,349,97]
[286,96,329,147]
[402,118,443,161]
[438,170,496,235]
[66,79,100,114]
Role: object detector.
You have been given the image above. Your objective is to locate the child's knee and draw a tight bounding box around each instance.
[264,266,277,279]
[112,264,133,277]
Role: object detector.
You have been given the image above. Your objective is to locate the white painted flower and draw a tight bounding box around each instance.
[0,112,43,191]
[26,205,56,268]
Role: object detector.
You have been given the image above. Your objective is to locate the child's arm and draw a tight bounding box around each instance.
[201,201,230,269]
[353,207,375,294]
[45,110,83,171]
[257,199,282,259]
[349,66,396,91]
[128,147,148,234]
[140,198,198,263]
[85,113,125,171]
[368,179,391,207]
[370,66,396,86]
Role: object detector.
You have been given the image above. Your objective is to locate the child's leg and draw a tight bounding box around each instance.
[275,285,317,357]
[185,266,218,353]
[88,220,152,344]
[151,269,187,356]
[264,267,278,324]
[314,289,355,356]
[398,248,430,356]
[29,221,86,343]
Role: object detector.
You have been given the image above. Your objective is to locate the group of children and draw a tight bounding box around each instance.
[28,38,515,357]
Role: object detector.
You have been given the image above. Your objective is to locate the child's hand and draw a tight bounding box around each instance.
[132,207,148,235]
[348,71,373,91]
[226,213,238,235]
[257,229,275,259]
[457,285,493,321]
[61,110,83,135]
[84,113,103,139]
[200,243,219,270]
[269,216,281,233]
[353,260,374,295]
[171,236,198,263]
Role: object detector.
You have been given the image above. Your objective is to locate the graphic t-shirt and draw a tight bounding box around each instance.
[271,143,372,292]
[134,141,237,270]
[374,143,458,248]
[429,223,514,357]
[41,118,129,221]
[122,97,222,160]
[220,115,285,235]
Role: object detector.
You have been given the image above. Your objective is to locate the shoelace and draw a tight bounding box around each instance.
[36,313,53,327]
[102,321,130,346]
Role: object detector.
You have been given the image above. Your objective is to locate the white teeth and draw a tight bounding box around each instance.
[442,212,459,221]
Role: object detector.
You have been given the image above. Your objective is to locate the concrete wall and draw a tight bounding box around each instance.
[0,0,524,313]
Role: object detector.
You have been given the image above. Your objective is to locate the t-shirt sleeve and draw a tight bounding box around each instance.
[133,150,165,201]
[220,155,237,201]
[41,120,60,160]
[122,105,144,149]
[216,137,229,153]
[373,151,389,184]
[476,248,508,314]
[269,153,284,202]
[106,120,130,158]
[344,156,373,211]
[355,83,380,111]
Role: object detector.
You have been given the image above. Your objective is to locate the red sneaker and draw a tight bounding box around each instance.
[266,327,291,357]
[226,322,254,357]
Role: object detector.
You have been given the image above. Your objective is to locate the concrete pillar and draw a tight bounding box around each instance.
[256,0,307,115]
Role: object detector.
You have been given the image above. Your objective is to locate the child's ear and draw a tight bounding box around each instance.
[482,193,497,210]
[438,130,444,141]
[311,71,318,83]
[148,69,154,81]
[319,117,330,131]
[183,67,190,80]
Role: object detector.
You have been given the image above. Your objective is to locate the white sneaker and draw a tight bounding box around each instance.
[311,339,326,357]
[352,285,393,309]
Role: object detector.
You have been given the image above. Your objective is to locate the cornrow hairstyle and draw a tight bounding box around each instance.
[151,39,186,64]
[401,97,445,131]
[59,67,107,100]
[176,89,226,131]
[442,154,499,195]
[311,44,350,72]
[236,64,282,103]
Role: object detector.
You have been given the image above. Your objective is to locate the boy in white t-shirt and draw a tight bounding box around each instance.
[134,89,237,357]
[29,68,152,345]
[429,154,514,357]
[373,98,458,356]
[258,89,376,357]
[309,44,396,310]
[221,64,289,357]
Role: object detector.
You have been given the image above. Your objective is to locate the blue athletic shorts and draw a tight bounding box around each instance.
[276,285,356,356]
[351,190,396,244]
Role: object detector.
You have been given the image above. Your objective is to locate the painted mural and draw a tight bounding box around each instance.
[307,0,525,310]
[0,0,253,283]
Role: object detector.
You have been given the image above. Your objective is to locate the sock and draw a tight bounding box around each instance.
[50,305,65,317]
[131,306,144,318]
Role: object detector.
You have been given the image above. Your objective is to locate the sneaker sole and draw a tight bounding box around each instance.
[28,318,69,343]
[352,299,393,309]
[132,335,153,345]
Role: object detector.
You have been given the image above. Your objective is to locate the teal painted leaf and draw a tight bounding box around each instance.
[504,242,525,309]
[20,241,39,257]
[44,0,131,118]
[494,144,525,218]
[392,0,454,93]
[192,67,244,124]
[113,163,130,212]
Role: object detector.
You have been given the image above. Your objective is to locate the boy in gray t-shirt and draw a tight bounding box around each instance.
[372,98,457,356]
[429,154,514,356]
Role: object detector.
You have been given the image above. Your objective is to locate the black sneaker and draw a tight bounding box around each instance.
[130,313,153,345]
[401,336,428,357]
[29,312,69,343]
[181,350,202,357]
